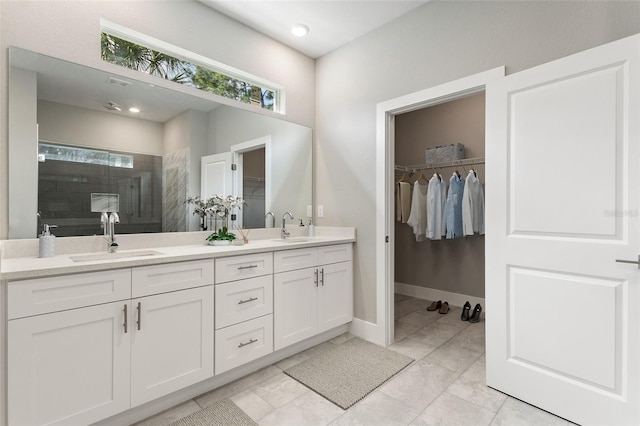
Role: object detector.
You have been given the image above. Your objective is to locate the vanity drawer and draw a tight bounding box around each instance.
[215,314,273,374]
[215,252,273,284]
[132,260,214,297]
[318,244,352,265]
[273,247,318,273]
[8,269,131,319]
[215,275,273,329]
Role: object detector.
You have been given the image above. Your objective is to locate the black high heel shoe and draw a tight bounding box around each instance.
[469,303,482,323]
[461,301,471,321]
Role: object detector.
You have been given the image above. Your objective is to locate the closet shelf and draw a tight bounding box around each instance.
[395,157,485,173]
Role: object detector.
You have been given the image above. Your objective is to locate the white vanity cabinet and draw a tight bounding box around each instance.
[130,261,214,407]
[7,260,214,426]
[214,253,274,374]
[273,244,353,350]
[8,270,133,426]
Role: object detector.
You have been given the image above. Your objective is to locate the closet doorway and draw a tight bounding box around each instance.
[394,92,486,339]
[375,67,504,346]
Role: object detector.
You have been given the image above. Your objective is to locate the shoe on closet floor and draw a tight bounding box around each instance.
[439,301,449,314]
[469,303,482,323]
[426,300,442,311]
[461,301,471,321]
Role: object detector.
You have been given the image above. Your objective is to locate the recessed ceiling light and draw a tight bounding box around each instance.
[129,107,140,113]
[291,23,309,37]
[104,102,121,112]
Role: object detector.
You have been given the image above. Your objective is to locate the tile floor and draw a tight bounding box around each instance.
[135,295,572,426]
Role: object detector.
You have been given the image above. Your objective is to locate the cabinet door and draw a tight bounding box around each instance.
[274,267,318,350]
[318,261,354,332]
[131,286,214,407]
[8,302,130,426]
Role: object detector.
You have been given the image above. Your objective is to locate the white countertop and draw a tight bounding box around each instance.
[0,227,356,281]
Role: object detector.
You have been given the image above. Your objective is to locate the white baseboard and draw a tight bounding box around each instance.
[395,282,485,311]
[349,317,384,345]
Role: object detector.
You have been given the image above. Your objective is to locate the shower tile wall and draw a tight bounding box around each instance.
[38,152,163,237]
[163,148,189,233]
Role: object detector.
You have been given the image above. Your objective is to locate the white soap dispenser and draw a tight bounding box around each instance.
[307,220,315,237]
[39,224,57,258]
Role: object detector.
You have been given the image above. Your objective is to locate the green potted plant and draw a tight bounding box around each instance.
[206,226,236,246]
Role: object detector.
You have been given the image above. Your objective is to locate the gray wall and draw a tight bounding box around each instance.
[315,1,640,323]
[395,93,485,298]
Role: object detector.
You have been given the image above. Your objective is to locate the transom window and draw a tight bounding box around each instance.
[100,26,281,112]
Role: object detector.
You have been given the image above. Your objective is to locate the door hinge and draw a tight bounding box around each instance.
[231,163,237,171]
[385,236,389,243]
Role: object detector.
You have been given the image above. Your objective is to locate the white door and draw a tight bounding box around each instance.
[201,152,233,200]
[8,302,131,426]
[318,261,353,332]
[274,267,318,350]
[130,286,214,407]
[486,34,640,425]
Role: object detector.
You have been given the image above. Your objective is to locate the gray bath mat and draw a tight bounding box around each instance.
[169,399,257,426]
[284,337,414,409]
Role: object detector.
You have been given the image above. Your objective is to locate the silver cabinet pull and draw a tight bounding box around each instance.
[237,265,258,270]
[136,302,141,331]
[616,255,640,269]
[320,268,324,286]
[238,338,258,348]
[123,304,128,334]
[314,269,318,287]
[238,297,258,305]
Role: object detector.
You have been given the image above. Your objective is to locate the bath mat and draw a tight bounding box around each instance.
[169,399,257,426]
[284,337,413,409]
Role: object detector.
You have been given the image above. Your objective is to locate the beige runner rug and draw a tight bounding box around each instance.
[284,337,413,409]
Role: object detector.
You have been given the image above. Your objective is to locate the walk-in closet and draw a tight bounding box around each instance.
[393,92,486,340]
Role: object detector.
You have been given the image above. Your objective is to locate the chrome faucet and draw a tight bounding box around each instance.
[281,212,294,239]
[101,212,120,253]
[265,211,275,228]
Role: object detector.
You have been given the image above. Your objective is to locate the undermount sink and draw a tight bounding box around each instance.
[69,250,164,262]
[272,237,312,243]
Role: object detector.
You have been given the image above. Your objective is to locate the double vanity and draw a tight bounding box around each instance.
[0,227,355,426]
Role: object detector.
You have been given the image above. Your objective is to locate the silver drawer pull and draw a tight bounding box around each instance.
[237,265,258,270]
[123,304,128,334]
[238,297,258,305]
[238,338,258,348]
[616,255,640,269]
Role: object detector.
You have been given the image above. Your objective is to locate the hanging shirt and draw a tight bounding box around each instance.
[462,170,485,235]
[445,172,465,239]
[406,181,428,241]
[396,181,412,223]
[426,174,445,240]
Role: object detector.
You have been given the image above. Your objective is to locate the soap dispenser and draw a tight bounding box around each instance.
[39,224,57,258]
[307,220,315,237]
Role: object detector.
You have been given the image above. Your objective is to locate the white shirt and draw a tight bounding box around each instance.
[462,170,485,235]
[426,174,445,240]
[406,181,428,241]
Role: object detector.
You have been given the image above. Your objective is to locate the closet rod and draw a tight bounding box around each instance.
[395,156,485,173]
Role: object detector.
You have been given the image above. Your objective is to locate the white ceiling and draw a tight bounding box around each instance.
[198,0,430,58]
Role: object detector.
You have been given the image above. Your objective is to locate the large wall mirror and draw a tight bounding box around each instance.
[8,47,312,239]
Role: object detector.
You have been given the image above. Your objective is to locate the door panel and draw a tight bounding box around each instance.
[8,302,130,426]
[274,267,318,350]
[509,65,622,238]
[130,287,214,407]
[486,34,640,425]
[201,152,233,199]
